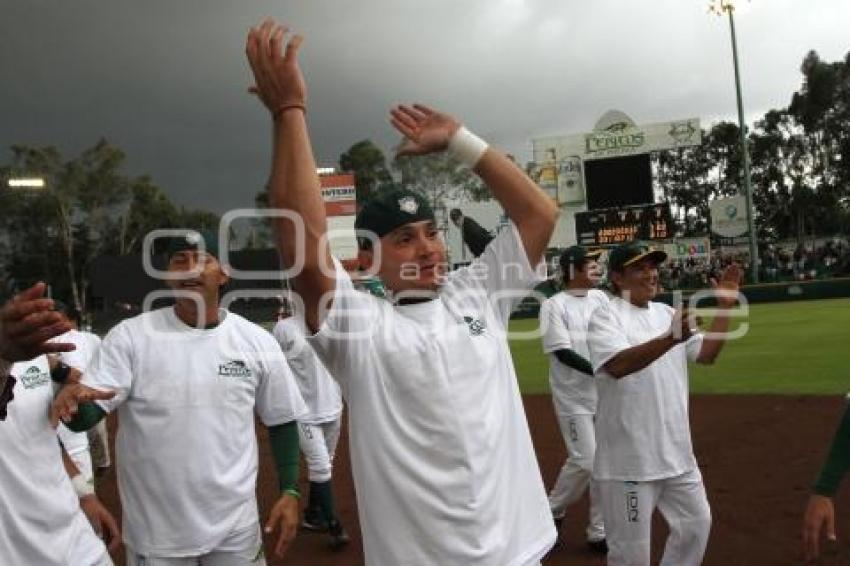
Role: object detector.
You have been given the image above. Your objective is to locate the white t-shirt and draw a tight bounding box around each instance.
[83,307,307,556]
[55,329,102,371]
[540,289,609,416]
[273,317,342,424]
[0,356,107,565]
[308,223,556,566]
[587,297,704,481]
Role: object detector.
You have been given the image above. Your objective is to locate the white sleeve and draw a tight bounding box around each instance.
[255,335,308,427]
[307,257,379,380]
[685,333,705,363]
[81,324,134,413]
[540,298,572,354]
[272,320,296,355]
[587,304,632,373]
[452,221,546,327]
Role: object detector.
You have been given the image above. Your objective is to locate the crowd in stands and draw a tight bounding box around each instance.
[660,238,850,290]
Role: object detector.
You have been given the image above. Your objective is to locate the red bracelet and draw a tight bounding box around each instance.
[273,103,306,120]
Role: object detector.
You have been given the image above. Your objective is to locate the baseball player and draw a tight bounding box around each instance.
[0,282,75,420]
[246,19,559,565]
[586,242,741,565]
[53,303,111,471]
[49,303,106,492]
[52,231,308,564]
[272,303,349,549]
[1,352,117,565]
[803,401,850,561]
[539,246,608,553]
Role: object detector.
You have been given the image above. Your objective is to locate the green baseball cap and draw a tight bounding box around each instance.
[607,241,667,272]
[559,246,603,269]
[165,229,219,259]
[355,188,435,248]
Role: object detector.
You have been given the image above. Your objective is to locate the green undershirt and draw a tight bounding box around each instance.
[554,348,594,376]
[268,421,301,495]
[813,403,850,497]
[65,402,106,432]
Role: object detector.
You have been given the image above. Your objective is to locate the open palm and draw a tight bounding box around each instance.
[391,104,461,157]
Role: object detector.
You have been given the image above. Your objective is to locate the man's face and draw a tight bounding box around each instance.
[579,259,603,286]
[611,257,660,306]
[358,220,448,294]
[165,250,229,303]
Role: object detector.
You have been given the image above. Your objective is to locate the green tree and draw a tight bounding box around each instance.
[1,141,222,309]
[1,140,130,311]
[338,140,393,202]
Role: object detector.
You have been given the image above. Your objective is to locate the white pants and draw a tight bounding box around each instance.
[549,413,605,541]
[597,469,711,566]
[298,419,341,483]
[126,524,265,566]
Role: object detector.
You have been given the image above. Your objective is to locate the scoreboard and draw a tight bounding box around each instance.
[575,202,672,246]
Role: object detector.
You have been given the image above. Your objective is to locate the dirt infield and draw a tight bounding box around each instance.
[97,394,850,565]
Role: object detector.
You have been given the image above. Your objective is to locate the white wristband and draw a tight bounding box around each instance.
[71,473,95,498]
[448,127,489,168]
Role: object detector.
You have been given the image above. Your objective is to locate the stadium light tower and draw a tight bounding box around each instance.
[709,0,759,282]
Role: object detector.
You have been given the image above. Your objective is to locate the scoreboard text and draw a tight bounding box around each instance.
[575,203,672,246]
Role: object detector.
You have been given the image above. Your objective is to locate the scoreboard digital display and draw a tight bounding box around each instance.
[575,203,672,246]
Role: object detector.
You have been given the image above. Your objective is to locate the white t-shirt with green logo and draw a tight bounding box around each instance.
[540,289,609,416]
[0,356,108,565]
[308,223,556,566]
[83,308,307,556]
[587,297,704,481]
[273,317,342,424]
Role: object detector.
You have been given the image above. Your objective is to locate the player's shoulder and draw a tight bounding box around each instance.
[649,300,675,317]
[107,308,165,337]
[587,288,611,303]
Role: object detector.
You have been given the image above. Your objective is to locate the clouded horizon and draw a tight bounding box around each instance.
[2,0,848,214]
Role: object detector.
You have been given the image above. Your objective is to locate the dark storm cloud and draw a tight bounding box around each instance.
[1,0,848,214]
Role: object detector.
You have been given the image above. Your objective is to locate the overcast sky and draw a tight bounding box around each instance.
[2,0,848,214]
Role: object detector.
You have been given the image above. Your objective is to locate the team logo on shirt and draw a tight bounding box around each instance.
[218,360,252,378]
[462,315,486,336]
[20,365,49,389]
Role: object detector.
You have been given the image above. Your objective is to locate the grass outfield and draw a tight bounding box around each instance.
[509,297,850,395]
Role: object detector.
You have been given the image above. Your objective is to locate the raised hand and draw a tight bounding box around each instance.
[0,282,74,363]
[711,263,742,308]
[391,104,461,157]
[246,18,307,119]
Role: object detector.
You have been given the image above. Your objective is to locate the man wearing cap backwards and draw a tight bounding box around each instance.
[51,230,308,564]
[246,18,559,566]
[539,246,609,553]
[586,242,741,565]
